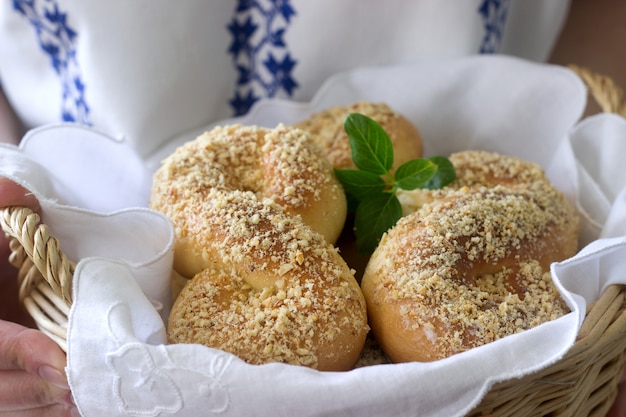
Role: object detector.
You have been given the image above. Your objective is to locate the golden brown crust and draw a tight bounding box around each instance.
[294,101,423,170]
[397,150,561,215]
[168,220,368,370]
[362,150,580,362]
[151,124,347,278]
[151,124,368,371]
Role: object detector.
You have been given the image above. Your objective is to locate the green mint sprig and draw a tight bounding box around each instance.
[334,113,456,255]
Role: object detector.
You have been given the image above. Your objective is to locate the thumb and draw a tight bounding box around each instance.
[0,178,40,210]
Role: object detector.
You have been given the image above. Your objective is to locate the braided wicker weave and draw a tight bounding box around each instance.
[1,206,74,351]
[1,65,624,416]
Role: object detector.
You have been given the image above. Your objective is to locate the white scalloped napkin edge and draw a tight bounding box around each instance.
[0,55,624,417]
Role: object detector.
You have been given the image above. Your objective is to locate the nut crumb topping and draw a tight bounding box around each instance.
[295,101,411,169]
[365,150,579,361]
[152,124,367,370]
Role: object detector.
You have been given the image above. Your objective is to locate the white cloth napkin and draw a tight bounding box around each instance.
[1,55,625,417]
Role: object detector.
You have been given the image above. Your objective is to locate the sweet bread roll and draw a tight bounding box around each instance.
[151,124,368,371]
[397,150,562,215]
[151,124,347,279]
[363,150,579,362]
[294,101,423,170]
[168,216,368,371]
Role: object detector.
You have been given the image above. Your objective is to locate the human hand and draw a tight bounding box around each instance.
[0,179,78,416]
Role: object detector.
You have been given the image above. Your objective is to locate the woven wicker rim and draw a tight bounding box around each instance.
[0,64,624,416]
[1,206,74,351]
[568,64,626,117]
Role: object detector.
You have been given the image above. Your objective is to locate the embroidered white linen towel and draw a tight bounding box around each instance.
[1,55,625,417]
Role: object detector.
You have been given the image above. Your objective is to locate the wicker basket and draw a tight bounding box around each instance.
[1,65,625,417]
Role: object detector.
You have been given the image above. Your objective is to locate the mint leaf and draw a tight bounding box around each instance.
[344,113,393,175]
[334,169,387,201]
[333,112,456,255]
[354,193,402,255]
[422,156,456,189]
[395,158,438,190]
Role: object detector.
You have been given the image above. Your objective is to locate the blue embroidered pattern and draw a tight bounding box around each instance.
[13,0,91,125]
[478,0,511,54]
[227,0,298,116]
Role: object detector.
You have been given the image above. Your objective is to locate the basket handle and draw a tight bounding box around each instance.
[0,206,74,304]
[568,64,626,117]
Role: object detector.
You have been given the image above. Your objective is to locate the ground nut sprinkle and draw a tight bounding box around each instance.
[363,150,580,362]
[151,124,368,371]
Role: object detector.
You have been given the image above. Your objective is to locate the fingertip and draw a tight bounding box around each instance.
[38,365,69,390]
[23,333,69,396]
[0,178,40,211]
